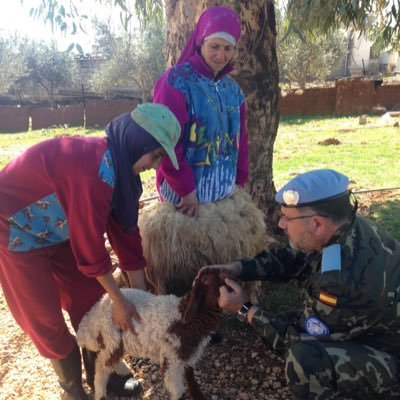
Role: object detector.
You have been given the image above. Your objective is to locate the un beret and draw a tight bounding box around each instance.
[275,169,350,207]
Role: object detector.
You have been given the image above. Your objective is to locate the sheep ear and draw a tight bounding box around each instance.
[182,284,203,323]
[182,269,208,323]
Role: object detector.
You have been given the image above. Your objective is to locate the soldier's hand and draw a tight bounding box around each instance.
[197,261,242,279]
[218,278,249,312]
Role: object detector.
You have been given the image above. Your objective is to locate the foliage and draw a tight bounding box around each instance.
[277,11,346,88]
[0,36,28,95]
[14,40,75,107]
[89,20,166,101]
[27,0,164,52]
[284,0,400,50]
[0,34,76,106]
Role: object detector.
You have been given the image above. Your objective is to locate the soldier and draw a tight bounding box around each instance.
[208,169,400,399]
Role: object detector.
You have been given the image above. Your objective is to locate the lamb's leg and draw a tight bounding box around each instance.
[94,351,113,400]
[112,359,131,376]
[161,358,186,400]
[184,366,206,400]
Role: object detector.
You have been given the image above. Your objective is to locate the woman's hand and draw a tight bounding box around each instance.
[96,271,141,334]
[176,190,199,217]
[112,296,142,334]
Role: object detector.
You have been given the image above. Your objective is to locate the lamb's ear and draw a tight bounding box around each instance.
[182,269,208,323]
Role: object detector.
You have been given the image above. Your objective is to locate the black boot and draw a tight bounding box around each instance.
[81,348,142,397]
[50,345,89,400]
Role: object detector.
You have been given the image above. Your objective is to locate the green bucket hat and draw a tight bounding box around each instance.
[131,103,180,170]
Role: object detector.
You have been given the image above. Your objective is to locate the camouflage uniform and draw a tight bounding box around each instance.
[239,215,400,399]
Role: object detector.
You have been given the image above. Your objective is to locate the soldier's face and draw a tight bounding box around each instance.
[278,207,318,253]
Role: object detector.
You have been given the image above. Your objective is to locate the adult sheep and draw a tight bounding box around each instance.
[76,267,231,400]
[139,188,270,296]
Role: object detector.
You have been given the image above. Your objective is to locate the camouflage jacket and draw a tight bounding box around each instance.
[239,215,400,355]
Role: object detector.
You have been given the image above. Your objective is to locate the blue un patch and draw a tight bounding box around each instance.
[304,316,330,336]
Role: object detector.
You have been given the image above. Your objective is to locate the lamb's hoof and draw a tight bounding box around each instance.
[209,331,223,346]
[107,372,142,397]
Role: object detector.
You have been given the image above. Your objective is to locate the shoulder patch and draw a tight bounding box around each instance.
[319,291,338,307]
[321,243,341,273]
[304,316,330,336]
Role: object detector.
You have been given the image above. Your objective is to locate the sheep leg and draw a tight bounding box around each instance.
[161,359,186,400]
[184,366,206,400]
[94,351,113,400]
[112,359,131,376]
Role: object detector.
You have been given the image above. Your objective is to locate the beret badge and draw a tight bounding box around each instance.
[283,190,300,206]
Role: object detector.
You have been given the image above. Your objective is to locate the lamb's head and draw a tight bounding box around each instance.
[182,267,232,324]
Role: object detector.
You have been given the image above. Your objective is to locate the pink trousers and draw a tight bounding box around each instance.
[0,241,105,359]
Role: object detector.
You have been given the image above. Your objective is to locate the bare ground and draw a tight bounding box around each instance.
[0,289,290,400]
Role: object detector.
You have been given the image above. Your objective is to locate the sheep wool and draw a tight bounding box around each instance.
[139,188,270,295]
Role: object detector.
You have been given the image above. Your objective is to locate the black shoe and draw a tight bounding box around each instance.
[209,331,223,346]
[107,372,142,397]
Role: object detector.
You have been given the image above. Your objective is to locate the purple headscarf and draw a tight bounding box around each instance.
[177,6,241,65]
[106,112,161,232]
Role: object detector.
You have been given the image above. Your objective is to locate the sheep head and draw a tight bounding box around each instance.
[182,267,232,324]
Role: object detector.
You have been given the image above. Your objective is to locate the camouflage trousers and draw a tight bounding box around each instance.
[285,340,400,400]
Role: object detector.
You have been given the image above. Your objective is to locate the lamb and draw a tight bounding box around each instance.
[76,267,231,400]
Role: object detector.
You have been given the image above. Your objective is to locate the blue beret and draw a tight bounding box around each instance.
[275,169,350,207]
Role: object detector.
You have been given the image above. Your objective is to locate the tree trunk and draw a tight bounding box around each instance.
[163,0,280,227]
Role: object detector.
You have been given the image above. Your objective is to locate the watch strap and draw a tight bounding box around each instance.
[238,301,253,321]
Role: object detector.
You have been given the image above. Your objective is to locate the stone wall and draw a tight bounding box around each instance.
[1,79,399,132]
[0,98,139,133]
[280,78,400,116]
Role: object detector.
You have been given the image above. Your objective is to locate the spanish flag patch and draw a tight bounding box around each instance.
[319,291,337,307]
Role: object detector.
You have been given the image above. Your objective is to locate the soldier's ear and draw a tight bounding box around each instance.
[311,215,327,236]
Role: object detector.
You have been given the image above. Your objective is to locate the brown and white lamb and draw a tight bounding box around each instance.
[76,267,231,400]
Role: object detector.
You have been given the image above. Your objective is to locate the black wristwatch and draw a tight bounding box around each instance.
[237,301,253,322]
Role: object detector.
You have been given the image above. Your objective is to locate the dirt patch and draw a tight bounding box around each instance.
[318,138,341,145]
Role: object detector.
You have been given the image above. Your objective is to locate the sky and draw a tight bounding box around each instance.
[0,1,120,53]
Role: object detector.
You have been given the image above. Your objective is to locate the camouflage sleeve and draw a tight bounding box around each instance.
[250,308,302,355]
[302,282,388,343]
[239,247,305,282]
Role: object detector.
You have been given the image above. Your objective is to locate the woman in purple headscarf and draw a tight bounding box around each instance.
[142,7,267,299]
[153,6,248,217]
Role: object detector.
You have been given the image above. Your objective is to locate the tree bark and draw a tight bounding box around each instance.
[163,0,280,226]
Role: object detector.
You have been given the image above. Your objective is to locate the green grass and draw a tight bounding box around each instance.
[274,114,400,191]
[1,114,399,228]
[0,126,103,169]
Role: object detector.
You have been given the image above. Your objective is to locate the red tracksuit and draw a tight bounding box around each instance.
[0,136,145,358]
